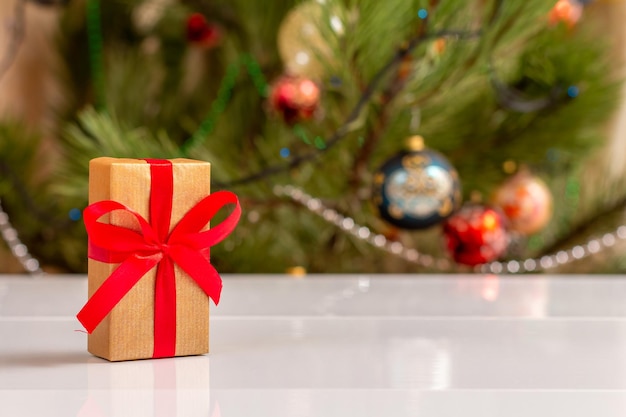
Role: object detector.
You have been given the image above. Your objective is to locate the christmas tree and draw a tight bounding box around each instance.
[0,0,623,274]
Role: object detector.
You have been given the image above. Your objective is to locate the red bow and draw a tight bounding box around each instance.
[77,159,241,358]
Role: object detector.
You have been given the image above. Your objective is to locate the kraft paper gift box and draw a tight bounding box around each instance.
[77,157,240,361]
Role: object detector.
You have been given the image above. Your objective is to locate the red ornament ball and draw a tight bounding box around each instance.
[186,13,221,48]
[491,172,553,235]
[443,205,508,266]
[269,75,320,123]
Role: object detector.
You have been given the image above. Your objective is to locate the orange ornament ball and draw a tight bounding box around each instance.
[549,0,583,27]
[491,172,553,235]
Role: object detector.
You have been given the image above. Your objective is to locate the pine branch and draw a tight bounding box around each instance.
[347,2,435,191]
[348,73,405,192]
[0,160,66,225]
[215,28,481,189]
[539,195,626,256]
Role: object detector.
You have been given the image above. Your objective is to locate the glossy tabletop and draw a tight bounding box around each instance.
[2,274,626,416]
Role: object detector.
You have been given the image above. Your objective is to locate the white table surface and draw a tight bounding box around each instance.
[2,274,626,416]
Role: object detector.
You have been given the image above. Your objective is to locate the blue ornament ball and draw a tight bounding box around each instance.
[373,137,462,230]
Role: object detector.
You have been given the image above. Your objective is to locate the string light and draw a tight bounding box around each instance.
[69,208,82,221]
[567,85,580,98]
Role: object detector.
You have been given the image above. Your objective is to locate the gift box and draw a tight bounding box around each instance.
[77,157,240,361]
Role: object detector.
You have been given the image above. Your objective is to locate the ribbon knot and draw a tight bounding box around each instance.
[158,243,171,256]
[77,159,241,358]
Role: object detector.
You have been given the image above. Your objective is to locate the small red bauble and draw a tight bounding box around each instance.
[269,75,320,124]
[443,204,508,266]
[186,13,221,48]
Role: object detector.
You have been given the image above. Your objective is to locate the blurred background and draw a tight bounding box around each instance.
[0,0,625,274]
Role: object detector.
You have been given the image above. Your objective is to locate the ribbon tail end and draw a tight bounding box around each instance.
[210,284,222,306]
[211,292,221,306]
[76,312,94,335]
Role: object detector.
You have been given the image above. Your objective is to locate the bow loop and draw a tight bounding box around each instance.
[84,200,163,259]
[168,191,242,249]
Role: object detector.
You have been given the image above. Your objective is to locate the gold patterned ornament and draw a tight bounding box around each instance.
[277,0,346,80]
[373,136,462,230]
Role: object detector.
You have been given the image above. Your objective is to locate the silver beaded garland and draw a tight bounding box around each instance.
[275,184,626,273]
[0,198,42,275]
[1,183,623,275]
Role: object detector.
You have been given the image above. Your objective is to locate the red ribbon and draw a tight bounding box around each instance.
[77,159,241,358]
